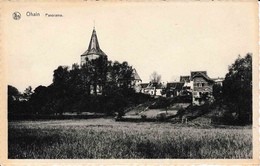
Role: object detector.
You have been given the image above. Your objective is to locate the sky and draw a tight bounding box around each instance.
[3,1,258,92]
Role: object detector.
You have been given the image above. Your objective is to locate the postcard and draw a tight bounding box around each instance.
[0,0,259,165]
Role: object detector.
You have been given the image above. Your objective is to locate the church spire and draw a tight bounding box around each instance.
[81,27,106,57]
[87,28,100,52]
[81,27,107,65]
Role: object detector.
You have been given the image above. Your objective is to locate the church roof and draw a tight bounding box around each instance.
[81,29,107,57]
[132,68,142,81]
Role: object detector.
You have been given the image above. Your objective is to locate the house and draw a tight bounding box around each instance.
[167,71,214,105]
[154,83,166,97]
[140,83,149,93]
[140,82,166,96]
[212,77,224,86]
[190,71,214,105]
[165,82,184,97]
[180,76,190,83]
[131,68,142,92]
[144,83,156,96]
[180,76,193,91]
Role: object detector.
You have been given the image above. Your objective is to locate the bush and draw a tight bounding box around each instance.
[156,112,166,121]
[141,114,147,119]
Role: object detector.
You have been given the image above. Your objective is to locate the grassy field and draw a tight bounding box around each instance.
[8,118,252,159]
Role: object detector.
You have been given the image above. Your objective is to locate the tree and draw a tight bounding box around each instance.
[118,61,134,94]
[29,85,48,114]
[213,84,222,102]
[8,85,30,114]
[150,71,161,84]
[23,86,33,100]
[8,85,20,99]
[90,56,108,95]
[15,56,148,117]
[8,85,20,113]
[53,66,69,86]
[222,53,252,124]
[42,66,71,115]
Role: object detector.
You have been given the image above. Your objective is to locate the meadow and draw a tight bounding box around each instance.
[8,118,252,159]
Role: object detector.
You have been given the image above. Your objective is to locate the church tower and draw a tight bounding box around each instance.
[81,28,107,66]
[80,26,142,93]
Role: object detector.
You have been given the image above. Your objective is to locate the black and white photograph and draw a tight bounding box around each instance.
[1,0,259,165]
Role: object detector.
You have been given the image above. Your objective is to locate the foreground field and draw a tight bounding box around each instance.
[8,118,252,159]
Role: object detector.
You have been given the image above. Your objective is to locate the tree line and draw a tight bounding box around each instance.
[8,57,150,117]
[213,53,252,124]
[8,53,253,124]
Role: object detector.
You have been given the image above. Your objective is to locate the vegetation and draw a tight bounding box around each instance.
[8,119,252,159]
[8,85,31,114]
[150,71,162,84]
[7,54,253,159]
[213,53,252,124]
[8,53,253,125]
[8,57,150,118]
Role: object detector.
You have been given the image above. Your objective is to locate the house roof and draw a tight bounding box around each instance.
[180,76,190,83]
[146,82,156,88]
[81,29,107,57]
[140,83,149,88]
[166,82,184,90]
[156,83,166,89]
[132,68,142,81]
[142,82,166,89]
[212,77,224,82]
[191,71,214,82]
[191,71,207,78]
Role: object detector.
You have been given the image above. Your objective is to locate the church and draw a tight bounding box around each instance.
[80,27,107,66]
[80,27,142,93]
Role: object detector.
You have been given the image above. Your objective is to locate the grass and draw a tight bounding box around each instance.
[125,101,155,116]
[140,109,178,119]
[8,118,252,159]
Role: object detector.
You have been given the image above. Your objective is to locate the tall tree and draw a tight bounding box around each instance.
[8,85,30,114]
[222,53,252,123]
[213,84,222,102]
[118,61,133,90]
[53,66,69,86]
[8,85,20,113]
[8,85,20,99]
[90,56,108,95]
[150,71,162,84]
[29,85,48,114]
